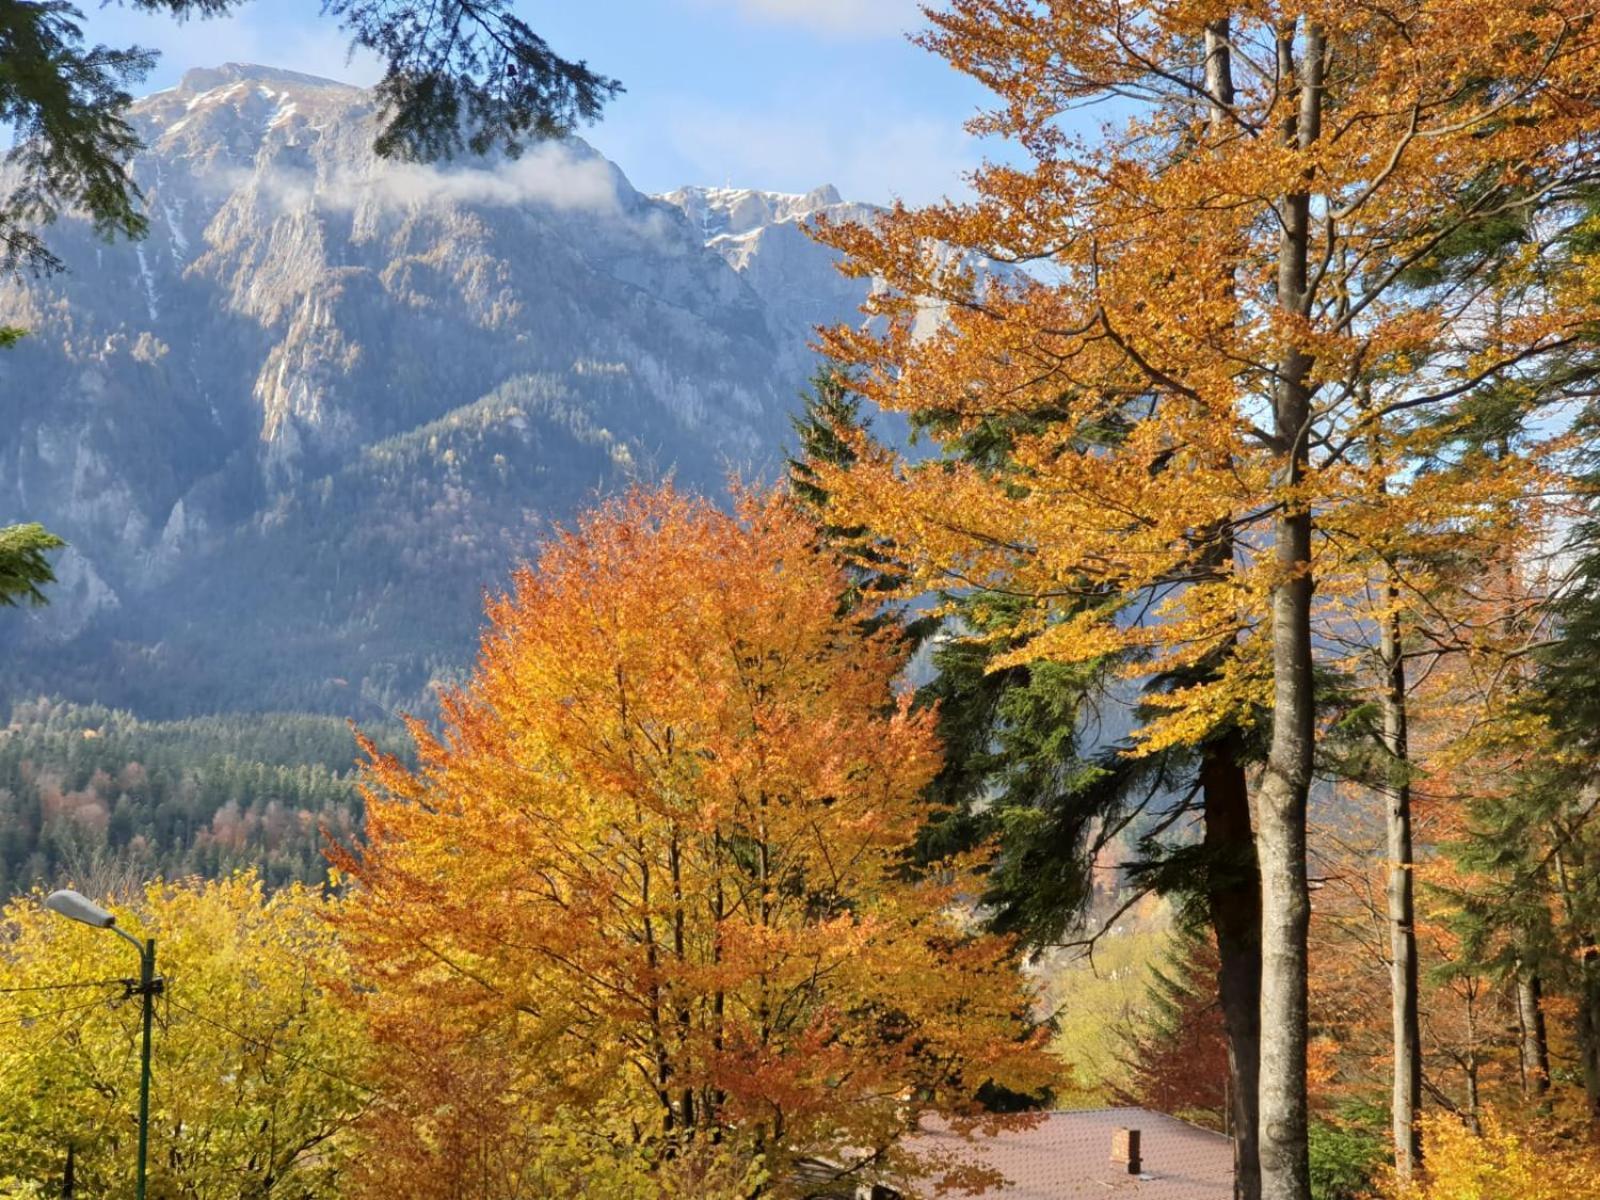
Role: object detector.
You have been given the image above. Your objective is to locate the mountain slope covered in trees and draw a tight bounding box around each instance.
[0,698,409,894]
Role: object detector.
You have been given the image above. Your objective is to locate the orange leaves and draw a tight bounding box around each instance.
[804,0,1600,764]
[334,485,1055,1195]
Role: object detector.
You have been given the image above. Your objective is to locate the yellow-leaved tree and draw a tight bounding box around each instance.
[333,486,1056,1199]
[1381,1110,1600,1200]
[810,4,1600,1196]
[0,872,366,1198]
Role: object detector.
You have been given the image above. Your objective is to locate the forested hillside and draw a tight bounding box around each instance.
[0,699,399,893]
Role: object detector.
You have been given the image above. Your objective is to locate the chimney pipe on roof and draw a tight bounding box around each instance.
[1112,1127,1142,1175]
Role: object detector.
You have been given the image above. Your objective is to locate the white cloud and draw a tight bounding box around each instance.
[365,146,622,213]
[237,142,624,217]
[690,0,924,38]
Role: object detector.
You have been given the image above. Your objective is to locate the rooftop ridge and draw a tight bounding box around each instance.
[1036,1107,1236,1141]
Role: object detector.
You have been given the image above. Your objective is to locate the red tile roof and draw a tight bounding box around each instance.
[899,1107,1235,1199]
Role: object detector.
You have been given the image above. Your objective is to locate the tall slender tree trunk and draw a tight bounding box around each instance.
[1203,733,1263,1200]
[1258,21,1322,1200]
[1362,385,1422,1178]
[1574,956,1600,1117]
[1555,849,1600,1117]
[711,835,728,1131]
[1464,986,1482,1134]
[1200,26,1263,1199]
[1516,968,1551,1097]
[1378,583,1422,1178]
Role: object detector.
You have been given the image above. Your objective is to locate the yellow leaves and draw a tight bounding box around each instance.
[0,874,363,1198]
[1381,1110,1600,1200]
[800,0,1600,774]
[991,606,1126,669]
[1133,645,1273,757]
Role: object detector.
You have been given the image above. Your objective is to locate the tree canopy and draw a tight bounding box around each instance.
[809,5,1600,1195]
[0,873,366,1197]
[0,0,620,274]
[0,523,63,607]
[332,485,1056,1198]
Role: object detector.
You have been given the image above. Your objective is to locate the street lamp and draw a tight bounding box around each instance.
[44,890,160,1200]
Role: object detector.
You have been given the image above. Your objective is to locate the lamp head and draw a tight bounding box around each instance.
[44,889,117,929]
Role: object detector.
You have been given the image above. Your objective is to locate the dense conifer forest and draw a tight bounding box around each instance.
[0,699,401,893]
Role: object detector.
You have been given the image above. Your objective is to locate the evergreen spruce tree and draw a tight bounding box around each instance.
[788,369,1120,927]
[1114,924,1231,1129]
[0,522,63,608]
[788,367,1267,1194]
[1428,191,1600,1117]
[1531,480,1600,1113]
[1432,763,1576,1105]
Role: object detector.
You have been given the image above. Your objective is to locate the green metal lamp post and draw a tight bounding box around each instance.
[45,889,161,1200]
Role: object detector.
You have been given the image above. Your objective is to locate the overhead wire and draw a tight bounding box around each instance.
[3,977,378,1102]
[0,978,130,995]
[162,995,375,1095]
[0,991,123,1027]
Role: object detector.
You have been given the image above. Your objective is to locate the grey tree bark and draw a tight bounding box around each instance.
[1463,986,1482,1134]
[1200,23,1263,1200]
[1516,968,1551,1097]
[1203,736,1263,1200]
[1378,583,1422,1178]
[1257,19,1323,1200]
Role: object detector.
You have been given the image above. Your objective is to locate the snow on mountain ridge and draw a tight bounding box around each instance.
[176,63,363,95]
[654,183,876,382]
[656,183,860,241]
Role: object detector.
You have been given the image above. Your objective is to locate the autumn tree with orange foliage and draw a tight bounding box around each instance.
[331,487,1055,1199]
[810,5,1600,1196]
[1310,784,1521,1135]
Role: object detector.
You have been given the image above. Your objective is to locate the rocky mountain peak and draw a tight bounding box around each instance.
[134,62,375,169]
[0,67,884,718]
[174,63,362,96]
[656,183,857,242]
[655,183,880,380]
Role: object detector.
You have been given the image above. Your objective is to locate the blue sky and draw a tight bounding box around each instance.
[80,0,999,205]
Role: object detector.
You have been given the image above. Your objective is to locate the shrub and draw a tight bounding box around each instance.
[1310,1115,1388,1200]
[1382,1110,1600,1200]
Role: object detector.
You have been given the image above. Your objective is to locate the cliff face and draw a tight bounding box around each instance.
[0,65,877,718]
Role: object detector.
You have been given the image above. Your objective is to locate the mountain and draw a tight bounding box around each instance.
[659,184,881,380]
[0,65,880,720]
